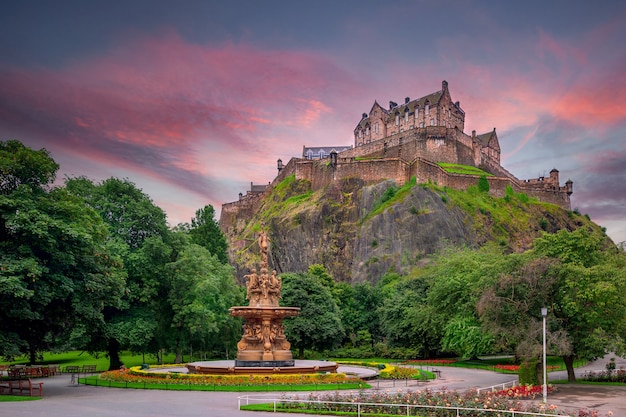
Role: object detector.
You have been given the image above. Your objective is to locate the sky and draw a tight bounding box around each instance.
[1,0,625,244]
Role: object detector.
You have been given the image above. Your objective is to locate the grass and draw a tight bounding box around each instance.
[1,350,181,372]
[363,176,417,222]
[0,394,40,402]
[437,163,493,176]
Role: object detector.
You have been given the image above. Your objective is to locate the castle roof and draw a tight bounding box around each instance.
[476,128,499,151]
[356,80,460,130]
[303,145,352,159]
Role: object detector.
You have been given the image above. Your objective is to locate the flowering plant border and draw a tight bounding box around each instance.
[99,366,360,386]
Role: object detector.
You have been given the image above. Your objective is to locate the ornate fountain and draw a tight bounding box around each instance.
[186,228,337,374]
[229,229,300,366]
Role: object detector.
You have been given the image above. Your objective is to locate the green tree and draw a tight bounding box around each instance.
[478,229,626,382]
[66,177,171,369]
[441,315,494,359]
[166,244,241,362]
[378,275,440,356]
[0,141,125,362]
[0,140,59,194]
[189,205,228,264]
[280,272,345,359]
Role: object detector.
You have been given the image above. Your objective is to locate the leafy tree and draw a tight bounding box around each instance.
[66,177,168,249]
[478,229,626,382]
[66,176,171,369]
[441,315,494,359]
[189,205,228,264]
[378,275,440,356]
[280,272,344,359]
[0,141,125,362]
[0,140,59,194]
[166,244,240,362]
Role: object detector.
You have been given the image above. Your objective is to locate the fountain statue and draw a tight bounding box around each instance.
[230,228,300,366]
[186,228,337,374]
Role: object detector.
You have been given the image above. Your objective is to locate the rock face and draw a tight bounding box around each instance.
[221,176,587,284]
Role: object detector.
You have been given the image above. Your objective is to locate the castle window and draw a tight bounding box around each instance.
[430,118,435,126]
[319,149,325,158]
[425,104,430,115]
[419,122,424,128]
[374,122,379,133]
[405,111,409,123]
[366,126,370,135]
[395,113,400,126]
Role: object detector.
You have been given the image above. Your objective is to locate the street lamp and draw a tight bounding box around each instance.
[541,307,548,403]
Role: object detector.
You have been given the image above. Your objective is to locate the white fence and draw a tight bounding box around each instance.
[476,380,518,394]
[237,395,570,417]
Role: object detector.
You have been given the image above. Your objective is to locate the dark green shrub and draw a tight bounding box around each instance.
[518,360,539,385]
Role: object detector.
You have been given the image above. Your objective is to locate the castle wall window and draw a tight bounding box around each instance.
[395,114,400,126]
[425,104,430,115]
[419,122,424,128]
[374,122,379,133]
[366,126,370,135]
[405,111,409,123]
[430,118,435,126]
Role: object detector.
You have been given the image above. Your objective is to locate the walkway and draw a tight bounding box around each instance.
[1,354,624,417]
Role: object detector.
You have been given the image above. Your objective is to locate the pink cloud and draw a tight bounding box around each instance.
[0,31,361,200]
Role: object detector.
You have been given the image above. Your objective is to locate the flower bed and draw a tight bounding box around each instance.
[277,387,566,415]
[494,384,556,398]
[581,369,626,383]
[99,366,357,386]
[495,364,560,372]
[338,361,426,380]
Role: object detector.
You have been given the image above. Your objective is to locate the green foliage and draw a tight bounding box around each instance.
[281,272,345,359]
[66,177,168,249]
[441,315,494,358]
[0,142,126,363]
[364,176,417,222]
[188,205,228,264]
[0,140,59,195]
[477,175,490,193]
[518,360,539,385]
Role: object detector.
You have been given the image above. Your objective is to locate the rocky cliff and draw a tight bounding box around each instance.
[221,174,593,284]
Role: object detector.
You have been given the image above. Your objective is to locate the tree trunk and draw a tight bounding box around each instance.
[108,339,123,370]
[299,346,305,360]
[563,354,577,382]
[29,348,37,365]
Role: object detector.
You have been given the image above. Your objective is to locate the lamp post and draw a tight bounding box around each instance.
[541,307,548,403]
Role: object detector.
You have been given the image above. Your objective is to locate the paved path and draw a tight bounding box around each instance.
[2,354,624,417]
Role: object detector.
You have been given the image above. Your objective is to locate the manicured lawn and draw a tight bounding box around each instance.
[1,351,181,372]
[0,395,40,402]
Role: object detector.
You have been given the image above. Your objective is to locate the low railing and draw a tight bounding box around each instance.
[237,395,569,417]
[476,380,518,394]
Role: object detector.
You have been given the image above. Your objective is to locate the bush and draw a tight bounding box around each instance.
[518,360,539,385]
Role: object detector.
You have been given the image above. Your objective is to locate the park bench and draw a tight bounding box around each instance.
[64,365,80,373]
[7,378,43,397]
[82,364,97,373]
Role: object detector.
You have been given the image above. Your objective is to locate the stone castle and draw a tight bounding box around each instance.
[220,81,573,231]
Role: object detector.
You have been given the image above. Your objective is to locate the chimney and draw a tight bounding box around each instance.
[405,97,410,104]
[442,80,448,90]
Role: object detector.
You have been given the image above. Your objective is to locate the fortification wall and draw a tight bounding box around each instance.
[220,191,266,233]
